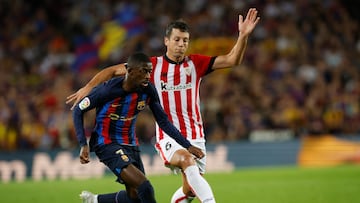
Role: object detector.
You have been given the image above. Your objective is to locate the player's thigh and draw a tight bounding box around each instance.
[156,136,184,165]
[95,144,146,185]
[170,141,207,174]
[121,164,148,187]
[156,137,195,168]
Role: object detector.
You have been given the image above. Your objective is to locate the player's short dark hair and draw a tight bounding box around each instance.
[126,52,150,69]
[165,19,189,38]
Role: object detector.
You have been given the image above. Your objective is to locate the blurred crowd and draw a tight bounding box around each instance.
[0,0,359,151]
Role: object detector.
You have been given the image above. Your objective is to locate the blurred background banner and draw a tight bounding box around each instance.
[2,135,360,183]
[0,131,360,182]
[298,135,360,166]
[0,141,293,183]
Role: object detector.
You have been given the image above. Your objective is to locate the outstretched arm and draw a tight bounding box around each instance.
[213,8,260,69]
[66,63,126,110]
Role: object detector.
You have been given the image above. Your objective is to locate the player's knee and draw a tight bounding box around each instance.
[179,153,196,168]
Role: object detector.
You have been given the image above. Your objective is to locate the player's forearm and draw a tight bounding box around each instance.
[86,64,125,88]
[229,34,248,65]
[213,34,248,69]
[72,107,87,146]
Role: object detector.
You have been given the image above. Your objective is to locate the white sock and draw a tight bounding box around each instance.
[183,165,216,203]
[94,194,98,203]
[171,187,195,203]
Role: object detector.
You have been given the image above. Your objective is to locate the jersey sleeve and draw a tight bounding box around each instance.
[72,79,123,146]
[188,54,216,77]
[146,84,192,149]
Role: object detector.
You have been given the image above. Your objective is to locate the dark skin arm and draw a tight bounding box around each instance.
[66,64,126,110]
[79,145,90,164]
[187,146,204,159]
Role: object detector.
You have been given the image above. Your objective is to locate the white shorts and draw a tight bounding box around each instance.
[155,136,207,174]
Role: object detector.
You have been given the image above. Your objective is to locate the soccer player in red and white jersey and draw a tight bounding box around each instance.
[67,8,259,203]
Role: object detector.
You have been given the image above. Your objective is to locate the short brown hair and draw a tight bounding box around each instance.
[165,20,189,38]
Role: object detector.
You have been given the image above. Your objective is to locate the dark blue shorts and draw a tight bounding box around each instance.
[94,143,145,184]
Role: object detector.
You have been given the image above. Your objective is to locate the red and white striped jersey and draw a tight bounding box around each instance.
[150,54,215,143]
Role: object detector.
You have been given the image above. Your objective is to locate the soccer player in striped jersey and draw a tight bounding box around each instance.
[68,8,259,203]
[72,52,204,203]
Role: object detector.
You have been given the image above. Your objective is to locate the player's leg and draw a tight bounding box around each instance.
[157,138,194,203]
[120,164,156,203]
[170,149,215,203]
[96,164,152,203]
[96,187,138,203]
[90,145,156,203]
[170,186,195,203]
[157,138,215,203]
[170,164,196,203]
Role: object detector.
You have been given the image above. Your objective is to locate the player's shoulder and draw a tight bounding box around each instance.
[106,76,125,85]
[97,76,125,92]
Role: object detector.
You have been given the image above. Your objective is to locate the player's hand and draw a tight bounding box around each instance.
[79,145,90,164]
[66,86,91,110]
[238,8,260,36]
[187,146,205,159]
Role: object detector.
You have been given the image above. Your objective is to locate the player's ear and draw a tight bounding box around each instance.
[164,37,169,46]
[125,64,134,73]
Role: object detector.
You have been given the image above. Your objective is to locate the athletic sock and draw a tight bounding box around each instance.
[98,193,116,203]
[183,165,216,203]
[171,187,195,203]
[137,180,156,203]
[94,194,99,203]
[98,191,137,203]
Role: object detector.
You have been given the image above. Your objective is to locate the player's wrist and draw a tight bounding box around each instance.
[238,32,248,39]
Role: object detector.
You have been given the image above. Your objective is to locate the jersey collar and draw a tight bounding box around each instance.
[164,54,185,65]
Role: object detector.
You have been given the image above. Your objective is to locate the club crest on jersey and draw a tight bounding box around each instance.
[78,97,90,110]
[137,101,146,110]
[184,67,191,76]
[121,155,129,162]
[116,149,129,162]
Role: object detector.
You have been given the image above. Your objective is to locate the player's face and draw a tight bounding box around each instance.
[165,28,189,60]
[131,63,153,88]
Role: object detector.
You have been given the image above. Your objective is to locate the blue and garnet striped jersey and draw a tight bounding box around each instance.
[73,77,191,149]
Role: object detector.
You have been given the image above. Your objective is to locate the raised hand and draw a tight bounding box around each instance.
[238,8,260,36]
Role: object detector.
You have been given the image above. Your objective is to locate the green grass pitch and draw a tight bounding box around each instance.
[1,165,359,203]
